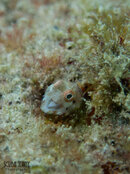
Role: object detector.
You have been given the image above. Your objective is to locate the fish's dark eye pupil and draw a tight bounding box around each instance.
[67,93,72,99]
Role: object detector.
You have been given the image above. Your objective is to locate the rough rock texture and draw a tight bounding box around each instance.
[0,0,129,173]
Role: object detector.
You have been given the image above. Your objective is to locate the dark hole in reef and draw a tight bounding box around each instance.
[69,77,77,82]
[120,78,130,96]
[109,80,121,97]
[38,88,46,100]
[112,104,122,113]
[0,93,2,99]
[83,92,91,101]
[104,136,108,142]
[8,101,12,105]
[16,100,21,104]
[118,117,129,125]
[67,57,76,65]
[101,161,120,174]
[81,83,93,100]
[111,44,120,56]
[111,140,116,146]
[67,46,72,50]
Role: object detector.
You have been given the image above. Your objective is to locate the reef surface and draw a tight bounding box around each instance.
[0,0,129,173]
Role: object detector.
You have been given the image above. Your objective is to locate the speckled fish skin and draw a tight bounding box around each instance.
[41,80,82,115]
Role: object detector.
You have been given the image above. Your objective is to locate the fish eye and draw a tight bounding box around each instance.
[64,90,74,102]
[66,93,73,99]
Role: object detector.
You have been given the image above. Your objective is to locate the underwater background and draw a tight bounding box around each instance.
[0,0,129,173]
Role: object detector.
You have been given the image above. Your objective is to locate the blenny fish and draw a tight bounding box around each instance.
[41,80,83,115]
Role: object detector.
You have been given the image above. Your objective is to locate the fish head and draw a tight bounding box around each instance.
[41,80,82,115]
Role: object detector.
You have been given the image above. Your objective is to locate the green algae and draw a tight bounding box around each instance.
[0,0,129,174]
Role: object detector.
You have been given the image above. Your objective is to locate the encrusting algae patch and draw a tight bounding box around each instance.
[0,0,130,173]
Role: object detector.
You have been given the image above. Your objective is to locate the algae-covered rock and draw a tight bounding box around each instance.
[0,0,129,173]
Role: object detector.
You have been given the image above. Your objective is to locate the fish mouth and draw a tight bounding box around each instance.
[47,99,61,109]
[41,99,63,115]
